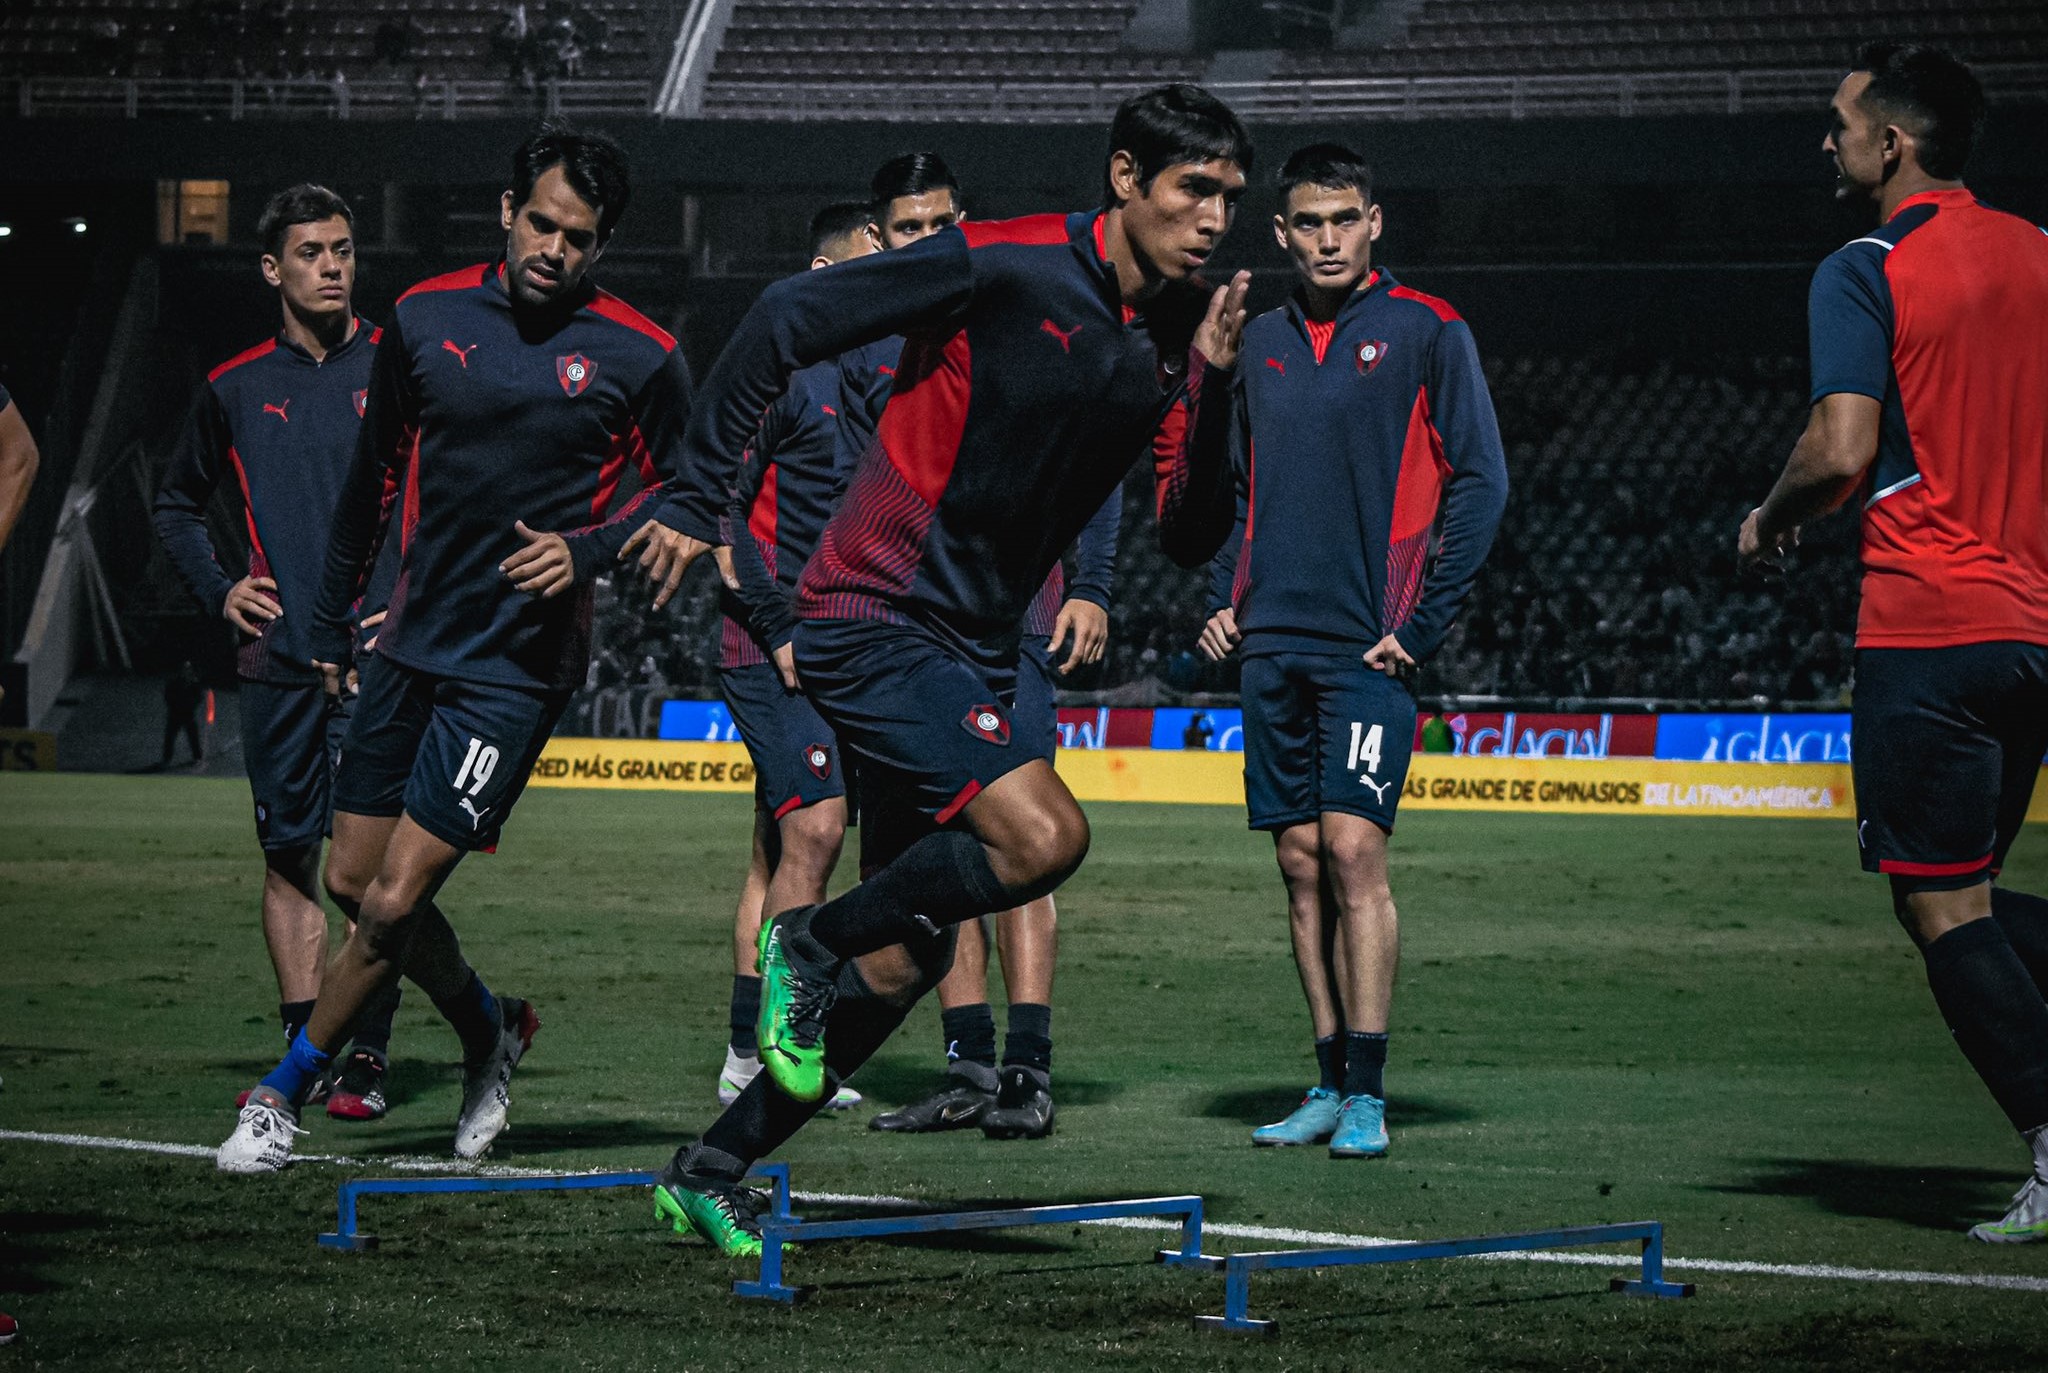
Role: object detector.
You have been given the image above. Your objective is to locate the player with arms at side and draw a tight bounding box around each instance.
[217,129,691,1172]
[712,201,881,1115]
[1738,45,2048,1243]
[152,185,406,1122]
[1200,144,1507,1158]
[628,85,1251,1254]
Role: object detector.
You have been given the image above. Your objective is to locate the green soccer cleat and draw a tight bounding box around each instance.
[1968,1175,2048,1244]
[755,908,838,1103]
[653,1176,793,1259]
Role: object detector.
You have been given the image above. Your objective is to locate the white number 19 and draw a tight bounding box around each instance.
[454,736,500,796]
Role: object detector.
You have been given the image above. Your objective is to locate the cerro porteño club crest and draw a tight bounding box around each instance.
[556,353,595,397]
[961,704,1011,746]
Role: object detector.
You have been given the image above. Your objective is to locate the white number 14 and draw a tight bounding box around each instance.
[1348,722,1383,775]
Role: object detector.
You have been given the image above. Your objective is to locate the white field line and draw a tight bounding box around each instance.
[6,1128,2047,1294]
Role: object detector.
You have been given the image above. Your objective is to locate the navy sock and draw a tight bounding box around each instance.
[1342,1031,1388,1101]
[1314,1034,1344,1093]
[350,983,402,1058]
[808,830,1012,959]
[279,999,316,1046]
[430,971,502,1064]
[729,974,762,1056]
[1003,1002,1052,1073]
[942,1002,997,1070]
[1992,888,2048,994]
[1922,918,2048,1133]
[259,1028,334,1106]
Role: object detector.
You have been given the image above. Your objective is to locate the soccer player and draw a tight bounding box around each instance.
[216,129,690,1172]
[153,185,405,1121]
[628,84,1250,1254]
[843,151,1127,1141]
[0,382,37,553]
[1198,144,1508,1158]
[1738,44,2048,1243]
[713,201,882,1114]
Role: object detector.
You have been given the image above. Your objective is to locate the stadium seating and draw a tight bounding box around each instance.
[1285,0,2048,79]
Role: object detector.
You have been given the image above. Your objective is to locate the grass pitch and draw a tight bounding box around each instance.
[3,772,2047,1370]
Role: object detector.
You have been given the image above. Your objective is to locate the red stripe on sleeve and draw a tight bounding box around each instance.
[1387,284,1463,323]
[879,329,973,506]
[961,214,1072,249]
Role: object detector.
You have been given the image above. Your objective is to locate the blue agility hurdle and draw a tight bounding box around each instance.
[1195,1220,1694,1334]
[734,1194,1218,1304]
[316,1162,794,1252]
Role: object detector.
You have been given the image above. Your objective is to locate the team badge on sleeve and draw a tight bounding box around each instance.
[803,743,832,780]
[961,704,1011,747]
[1357,340,1391,376]
[556,353,595,397]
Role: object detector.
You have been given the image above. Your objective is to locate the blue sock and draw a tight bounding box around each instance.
[431,971,502,1063]
[259,1028,334,1107]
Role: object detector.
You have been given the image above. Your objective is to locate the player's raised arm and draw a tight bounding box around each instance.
[310,312,417,677]
[1152,270,1248,568]
[643,231,976,557]
[1387,319,1508,665]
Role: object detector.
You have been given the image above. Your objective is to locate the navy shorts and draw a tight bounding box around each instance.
[1240,650,1417,833]
[795,617,1035,826]
[1852,643,2048,892]
[721,661,846,820]
[240,680,349,851]
[1015,634,1060,766]
[333,655,567,853]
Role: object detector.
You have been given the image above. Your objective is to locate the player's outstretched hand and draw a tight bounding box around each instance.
[1050,599,1109,675]
[1197,606,1240,662]
[1736,505,1798,572]
[771,641,799,691]
[1364,632,1417,680]
[502,521,576,598]
[1193,270,1253,371]
[223,575,283,636]
[619,519,710,611]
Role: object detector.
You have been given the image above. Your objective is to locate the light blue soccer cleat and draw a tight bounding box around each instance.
[1329,1093,1390,1158]
[1251,1086,1342,1147]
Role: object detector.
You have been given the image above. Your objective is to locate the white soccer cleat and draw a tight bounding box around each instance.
[717,1047,860,1110]
[216,1085,305,1174]
[454,998,540,1160]
[1968,1173,2048,1244]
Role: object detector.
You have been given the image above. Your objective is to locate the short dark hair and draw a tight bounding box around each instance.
[258,184,353,258]
[1852,42,1984,181]
[1103,83,1254,204]
[870,151,961,213]
[510,125,632,243]
[809,201,875,259]
[1278,143,1372,207]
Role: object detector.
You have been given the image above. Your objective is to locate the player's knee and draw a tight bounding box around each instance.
[1320,825,1390,892]
[352,887,421,964]
[323,856,368,914]
[778,804,846,873]
[1273,827,1320,888]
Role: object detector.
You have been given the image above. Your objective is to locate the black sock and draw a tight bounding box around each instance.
[807,830,1012,959]
[1922,919,2048,1134]
[349,982,402,1059]
[942,1002,997,1072]
[1342,1031,1388,1101]
[1314,1034,1344,1093]
[429,970,503,1063]
[280,999,317,1046]
[1003,1002,1052,1074]
[729,974,762,1056]
[699,960,917,1169]
[1992,888,2048,994]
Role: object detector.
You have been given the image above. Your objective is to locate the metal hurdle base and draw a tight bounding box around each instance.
[1194,1220,1694,1335]
[734,1194,1219,1305]
[316,1162,794,1252]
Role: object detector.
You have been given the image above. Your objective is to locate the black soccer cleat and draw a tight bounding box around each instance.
[326,1049,390,1121]
[979,1066,1055,1140]
[868,1076,997,1133]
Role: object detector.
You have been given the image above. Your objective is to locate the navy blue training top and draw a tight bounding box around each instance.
[1205,270,1508,663]
[661,210,1233,663]
[311,263,690,692]
[154,320,398,683]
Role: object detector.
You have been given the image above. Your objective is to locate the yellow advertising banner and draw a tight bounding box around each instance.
[528,737,1921,820]
[0,730,57,771]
